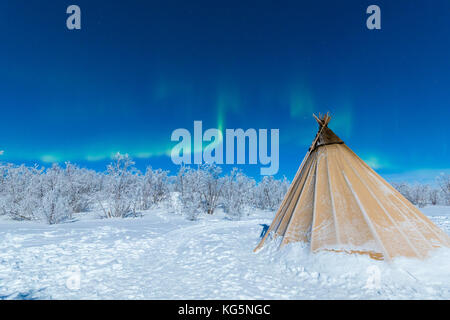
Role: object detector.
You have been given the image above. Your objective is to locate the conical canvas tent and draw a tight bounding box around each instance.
[255,113,450,260]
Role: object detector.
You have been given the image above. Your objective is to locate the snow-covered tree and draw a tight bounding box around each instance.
[197,164,223,215]
[174,166,203,220]
[438,174,450,205]
[138,167,170,210]
[392,182,414,203]
[0,163,77,223]
[39,164,73,224]
[410,184,430,208]
[221,168,255,219]
[0,164,43,221]
[253,175,289,210]
[392,182,433,207]
[100,153,139,218]
[174,164,224,218]
[428,188,440,206]
[63,162,100,213]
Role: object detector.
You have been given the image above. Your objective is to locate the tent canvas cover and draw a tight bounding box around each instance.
[255,113,450,260]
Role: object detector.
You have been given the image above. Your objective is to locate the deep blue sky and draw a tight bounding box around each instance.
[0,1,449,183]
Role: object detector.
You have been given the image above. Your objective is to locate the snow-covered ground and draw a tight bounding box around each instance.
[0,206,449,300]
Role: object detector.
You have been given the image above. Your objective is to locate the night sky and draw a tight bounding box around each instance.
[0,0,449,183]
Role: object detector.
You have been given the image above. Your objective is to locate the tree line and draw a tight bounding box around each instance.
[0,152,448,224]
[392,178,450,208]
[0,153,289,224]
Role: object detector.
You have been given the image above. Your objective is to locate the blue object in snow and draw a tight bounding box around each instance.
[259,224,270,238]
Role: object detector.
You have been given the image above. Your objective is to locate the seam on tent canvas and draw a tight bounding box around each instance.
[267,148,314,234]
[279,118,330,248]
[254,152,313,251]
[344,145,449,246]
[350,152,434,252]
[383,186,450,246]
[310,151,320,252]
[334,146,374,248]
[342,173,391,261]
[380,192,434,251]
[274,154,312,238]
[382,180,450,245]
[280,151,317,245]
[274,153,314,234]
[325,146,341,244]
[347,160,423,259]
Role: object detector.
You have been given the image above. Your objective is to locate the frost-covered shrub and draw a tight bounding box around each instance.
[391,182,411,202]
[253,175,289,210]
[410,184,430,208]
[39,164,73,224]
[438,174,450,205]
[174,164,224,218]
[63,162,101,213]
[39,163,102,224]
[428,188,440,206]
[392,182,431,208]
[221,168,255,219]
[138,167,170,210]
[197,164,223,215]
[99,153,139,218]
[0,163,77,224]
[0,164,43,221]
[174,166,203,220]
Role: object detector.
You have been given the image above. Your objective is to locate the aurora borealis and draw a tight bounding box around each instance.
[0,1,450,182]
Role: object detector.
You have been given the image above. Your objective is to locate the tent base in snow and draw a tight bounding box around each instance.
[255,113,450,261]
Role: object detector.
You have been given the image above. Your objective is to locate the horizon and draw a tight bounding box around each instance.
[1,148,449,186]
